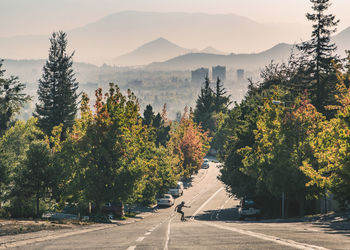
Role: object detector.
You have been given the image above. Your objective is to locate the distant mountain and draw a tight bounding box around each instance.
[146,43,295,71]
[334,27,350,56]
[2,59,103,85]
[113,37,190,66]
[201,46,227,55]
[0,11,310,64]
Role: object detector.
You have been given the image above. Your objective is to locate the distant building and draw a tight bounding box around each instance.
[212,65,226,82]
[191,68,209,83]
[237,69,245,82]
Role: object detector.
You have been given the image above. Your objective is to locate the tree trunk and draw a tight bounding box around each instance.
[36,194,40,218]
[299,198,305,217]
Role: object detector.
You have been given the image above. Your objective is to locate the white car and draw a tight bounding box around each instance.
[168,182,184,197]
[157,194,175,207]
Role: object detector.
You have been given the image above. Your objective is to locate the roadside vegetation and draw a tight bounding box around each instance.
[217,0,350,218]
[0,32,210,220]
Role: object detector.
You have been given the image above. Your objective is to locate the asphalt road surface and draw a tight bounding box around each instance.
[17,161,350,249]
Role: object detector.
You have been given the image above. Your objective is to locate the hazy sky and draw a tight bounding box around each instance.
[1,0,350,37]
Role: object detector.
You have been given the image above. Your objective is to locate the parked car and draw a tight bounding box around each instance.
[202,158,210,169]
[157,194,175,207]
[168,181,184,197]
[238,197,261,220]
[101,201,124,218]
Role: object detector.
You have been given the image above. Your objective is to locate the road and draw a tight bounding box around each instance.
[14,161,350,249]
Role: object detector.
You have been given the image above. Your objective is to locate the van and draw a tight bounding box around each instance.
[168,181,184,197]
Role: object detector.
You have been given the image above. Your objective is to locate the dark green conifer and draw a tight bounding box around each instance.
[34,31,79,136]
[297,0,339,113]
[0,60,31,135]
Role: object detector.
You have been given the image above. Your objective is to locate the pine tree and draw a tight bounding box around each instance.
[0,60,31,135]
[297,0,339,113]
[214,77,231,113]
[143,104,155,126]
[34,31,79,136]
[194,76,215,131]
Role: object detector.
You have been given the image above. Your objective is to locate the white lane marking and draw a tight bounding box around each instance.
[127,246,136,250]
[144,232,151,236]
[136,237,145,242]
[190,187,224,220]
[199,221,329,250]
[164,217,174,250]
[188,193,201,205]
[0,224,115,249]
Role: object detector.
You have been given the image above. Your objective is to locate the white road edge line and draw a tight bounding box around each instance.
[127,246,136,250]
[190,187,224,220]
[199,221,329,250]
[136,237,145,242]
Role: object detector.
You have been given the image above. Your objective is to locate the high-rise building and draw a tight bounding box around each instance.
[212,65,226,82]
[237,69,245,82]
[191,68,209,83]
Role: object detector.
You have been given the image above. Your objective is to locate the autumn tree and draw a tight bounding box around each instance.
[169,106,210,177]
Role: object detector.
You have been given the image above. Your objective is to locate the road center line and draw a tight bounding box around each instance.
[136,237,145,242]
[190,187,224,220]
[199,221,329,250]
[144,232,151,236]
[126,246,136,250]
[163,217,174,250]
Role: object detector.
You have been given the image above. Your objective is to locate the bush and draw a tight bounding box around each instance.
[89,213,111,223]
[7,197,48,218]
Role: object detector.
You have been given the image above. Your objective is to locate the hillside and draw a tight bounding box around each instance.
[0,11,309,64]
[113,37,190,66]
[146,43,295,71]
[334,27,350,56]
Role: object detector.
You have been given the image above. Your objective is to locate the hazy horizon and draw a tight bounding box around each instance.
[1,0,350,37]
[1,0,350,65]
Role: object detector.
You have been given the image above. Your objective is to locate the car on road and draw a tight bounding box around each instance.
[101,201,124,218]
[168,181,184,197]
[238,197,261,220]
[157,194,175,207]
[202,158,210,169]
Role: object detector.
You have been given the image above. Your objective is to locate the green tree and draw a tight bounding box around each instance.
[297,0,339,114]
[214,77,231,113]
[0,60,31,135]
[143,104,155,126]
[194,76,215,132]
[12,140,54,217]
[34,31,79,136]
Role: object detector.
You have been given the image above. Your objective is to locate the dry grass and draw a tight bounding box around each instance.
[0,219,90,236]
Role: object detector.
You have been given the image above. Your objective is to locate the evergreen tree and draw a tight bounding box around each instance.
[194,76,215,132]
[34,31,79,136]
[214,77,231,113]
[297,0,339,113]
[143,104,155,126]
[0,60,31,135]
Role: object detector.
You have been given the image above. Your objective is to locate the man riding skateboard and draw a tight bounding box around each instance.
[174,201,191,221]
